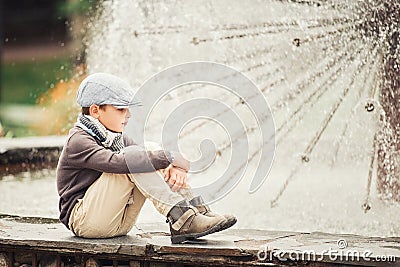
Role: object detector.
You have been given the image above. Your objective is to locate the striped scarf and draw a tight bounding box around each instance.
[77,114,124,152]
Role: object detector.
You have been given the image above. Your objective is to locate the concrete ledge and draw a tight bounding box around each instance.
[0,215,399,266]
[0,136,66,174]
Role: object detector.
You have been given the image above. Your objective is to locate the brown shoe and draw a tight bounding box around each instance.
[167,200,226,244]
[189,196,237,231]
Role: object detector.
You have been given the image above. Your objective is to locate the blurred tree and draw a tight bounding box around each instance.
[0,0,3,104]
[3,0,68,45]
[32,64,87,135]
[57,0,101,64]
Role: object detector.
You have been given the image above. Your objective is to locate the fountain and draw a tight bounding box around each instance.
[1,0,399,238]
[360,1,400,203]
[78,0,400,237]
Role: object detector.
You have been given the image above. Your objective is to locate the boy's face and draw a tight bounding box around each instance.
[91,104,130,132]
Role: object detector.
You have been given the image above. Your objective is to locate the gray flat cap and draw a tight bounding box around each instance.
[77,73,142,108]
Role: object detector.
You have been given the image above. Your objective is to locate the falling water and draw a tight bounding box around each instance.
[80,0,400,236]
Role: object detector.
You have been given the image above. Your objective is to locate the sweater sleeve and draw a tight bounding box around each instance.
[121,133,190,171]
[66,130,172,173]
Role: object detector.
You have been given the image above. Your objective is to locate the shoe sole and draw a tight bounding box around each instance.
[205,217,237,234]
[221,217,237,231]
[185,217,237,241]
[170,220,226,244]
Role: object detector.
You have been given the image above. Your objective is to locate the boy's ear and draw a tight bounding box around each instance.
[89,104,100,118]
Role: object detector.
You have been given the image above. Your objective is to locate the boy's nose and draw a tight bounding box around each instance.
[126,109,131,119]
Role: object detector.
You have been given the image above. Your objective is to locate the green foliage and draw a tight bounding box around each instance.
[58,0,99,16]
[1,58,73,105]
[0,57,74,137]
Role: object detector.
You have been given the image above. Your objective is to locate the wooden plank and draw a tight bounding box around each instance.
[0,217,399,266]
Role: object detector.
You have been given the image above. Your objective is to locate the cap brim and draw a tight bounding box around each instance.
[113,100,143,109]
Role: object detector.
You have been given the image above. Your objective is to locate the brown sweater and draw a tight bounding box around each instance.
[56,125,173,228]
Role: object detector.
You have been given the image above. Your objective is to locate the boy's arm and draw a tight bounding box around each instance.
[67,131,171,173]
[67,130,189,173]
[122,133,190,172]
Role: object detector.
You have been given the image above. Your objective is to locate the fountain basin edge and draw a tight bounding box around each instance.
[0,136,66,175]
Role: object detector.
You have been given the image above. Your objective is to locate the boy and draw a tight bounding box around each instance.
[56,72,236,244]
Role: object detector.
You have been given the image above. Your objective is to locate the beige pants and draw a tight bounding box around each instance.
[69,145,195,238]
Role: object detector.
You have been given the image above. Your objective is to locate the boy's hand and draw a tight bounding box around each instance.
[171,151,190,172]
[163,165,187,192]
